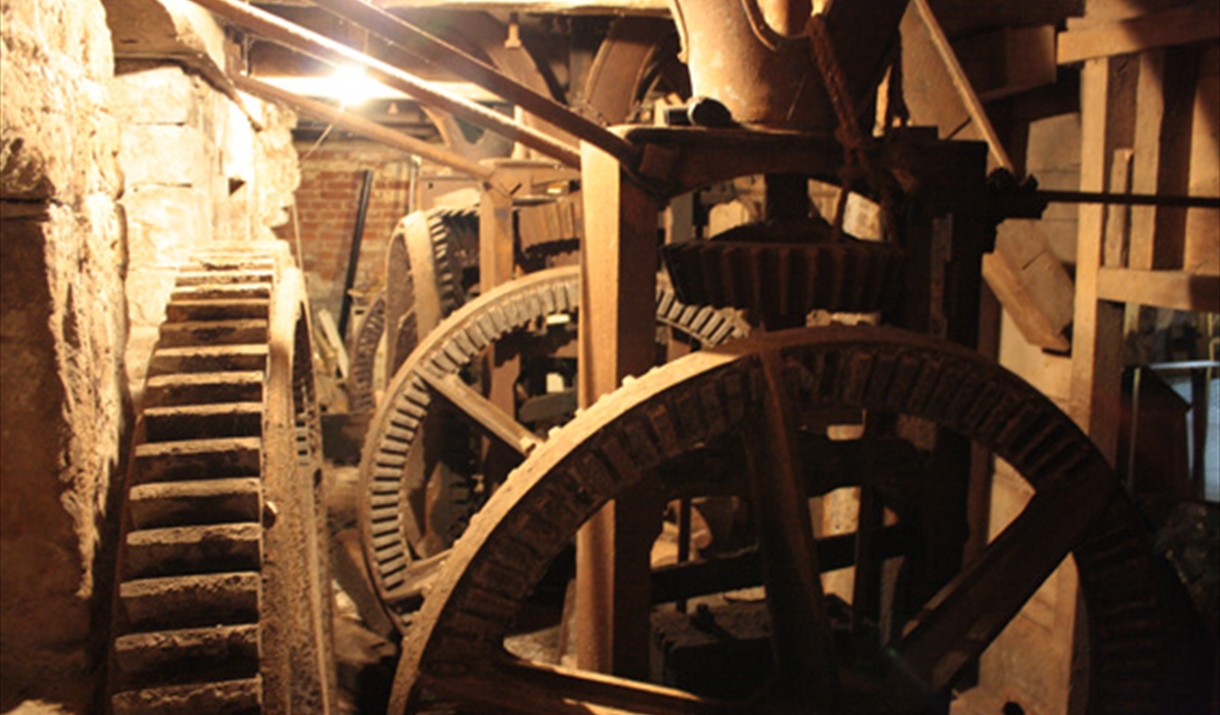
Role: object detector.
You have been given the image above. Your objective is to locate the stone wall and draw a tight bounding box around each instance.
[1,0,301,710]
[0,0,126,710]
[113,56,300,401]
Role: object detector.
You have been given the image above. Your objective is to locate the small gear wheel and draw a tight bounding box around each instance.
[663,217,903,324]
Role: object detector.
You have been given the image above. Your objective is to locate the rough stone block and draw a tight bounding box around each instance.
[109,63,200,126]
[0,0,116,202]
[120,123,211,188]
[122,185,211,267]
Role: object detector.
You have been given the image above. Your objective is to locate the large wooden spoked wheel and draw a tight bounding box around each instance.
[358,266,748,629]
[390,326,1195,715]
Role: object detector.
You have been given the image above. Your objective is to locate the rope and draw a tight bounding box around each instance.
[808,15,872,240]
[809,15,906,243]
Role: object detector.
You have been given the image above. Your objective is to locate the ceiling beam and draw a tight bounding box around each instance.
[188,0,582,166]
[235,74,495,178]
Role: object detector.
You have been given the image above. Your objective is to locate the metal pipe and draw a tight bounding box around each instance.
[1036,189,1220,209]
[310,0,638,167]
[188,0,582,167]
[234,75,495,180]
[338,169,374,341]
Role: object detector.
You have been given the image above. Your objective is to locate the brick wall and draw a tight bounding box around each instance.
[285,141,418,322]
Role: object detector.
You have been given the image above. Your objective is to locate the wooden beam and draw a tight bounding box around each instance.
[982,221,1073,352]
[1058,2,1220,64]
[310,0,637,167]
[574,141,660,680]
[1097,267,1220,311]
[378,0,669,14]
[1069,57,1126,465]
[910,0,1013,170]
[953,25,1057,102]
[188,0,582,166]
[233,75,494,179]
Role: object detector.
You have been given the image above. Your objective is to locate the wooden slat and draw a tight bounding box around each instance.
[1097,267,1220,311]
[1058,2,1220,64]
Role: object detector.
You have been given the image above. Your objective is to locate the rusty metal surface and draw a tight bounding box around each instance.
[662,219,904,326]
[108,244,332,714]
[389,325,1190,714]
[667,0,832,129]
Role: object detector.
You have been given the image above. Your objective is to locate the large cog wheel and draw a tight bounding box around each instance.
[390,325,1203,715]
[359,266,749,627]
[107,243,333,715]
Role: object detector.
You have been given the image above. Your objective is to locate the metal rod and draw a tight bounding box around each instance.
[310,0,638,167]
[675,498,691,614]
[338,169,374,341]
[234,75,495,180]
[189,0,582,167]
[1036,189,1220,209]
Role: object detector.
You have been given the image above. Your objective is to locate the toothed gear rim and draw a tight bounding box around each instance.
[662,219,903,318]
[358,266,749,626]
[391,325,1202,715]
[384,206,481,387]
[108,243,332,715]
[348,290,386,415]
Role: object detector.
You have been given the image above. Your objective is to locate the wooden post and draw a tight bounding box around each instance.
[574,140,659,678]
[480,169,521,485]
[1070,57,1125,465]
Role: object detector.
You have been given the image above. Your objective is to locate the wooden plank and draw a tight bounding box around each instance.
[1185,46,1220,274]
[911,0,1013,170]
[1071,0,1196,25]
[1069,57,1126,465]
[1151,47,1202,270]
[982,247,1072,351]
[1058,2,1220,64]
[480,164,525,494]
[1130,51,1167,270]
[574,141,660,680]
[1105,148,1134,267]
[1097,267,1220,311]
[953,25,1057,102]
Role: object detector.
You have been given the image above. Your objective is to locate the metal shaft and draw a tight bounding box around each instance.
[189,0,582,167]
[310,0,638,167]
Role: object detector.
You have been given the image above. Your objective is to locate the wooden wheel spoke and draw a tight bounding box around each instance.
[425,658,731,715]
[883,463,1116,700]
[418,368,542,457]
[745,350,839,707]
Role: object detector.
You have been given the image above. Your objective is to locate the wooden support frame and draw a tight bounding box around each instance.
[1070,57,1127,465]
[1058,2,1220,65]
[574,141,661,679]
